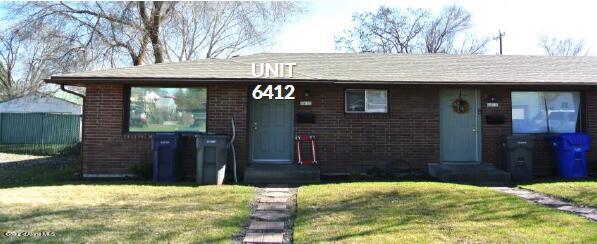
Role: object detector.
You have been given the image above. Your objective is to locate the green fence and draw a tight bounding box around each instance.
[0,113,81,155]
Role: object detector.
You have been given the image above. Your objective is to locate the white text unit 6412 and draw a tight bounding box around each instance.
[251,63,297,100]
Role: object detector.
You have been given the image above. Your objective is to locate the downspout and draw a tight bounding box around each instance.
[60,84,86,177]
[60,84,85,99]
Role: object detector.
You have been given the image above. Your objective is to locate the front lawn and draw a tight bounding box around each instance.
[0,153,80,187]
[0,184,253,243]
[521,181,597,207]
[294,182,596,243]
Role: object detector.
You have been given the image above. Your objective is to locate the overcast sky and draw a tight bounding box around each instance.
[269,0,597,55]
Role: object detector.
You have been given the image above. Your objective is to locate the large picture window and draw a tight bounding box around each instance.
[128,87,207,132]
[345,89,388,113]
[511,91,580,134]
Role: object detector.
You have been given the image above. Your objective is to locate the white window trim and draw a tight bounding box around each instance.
[345,89,388,113]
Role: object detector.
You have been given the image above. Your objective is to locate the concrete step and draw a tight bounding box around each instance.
[248,221,285,231]
[429,163,511,184]
[244,164,320,184]
[243,232,284,243]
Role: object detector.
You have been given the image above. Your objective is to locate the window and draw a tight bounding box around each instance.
[511,91,580,133]
[128,87,207,132]
[345,89,388,113]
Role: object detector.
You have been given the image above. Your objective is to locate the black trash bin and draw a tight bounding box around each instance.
[502,134,534,182]
[196,134,229,185]
[151,133,182,182]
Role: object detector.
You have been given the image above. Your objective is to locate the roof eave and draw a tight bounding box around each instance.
[44,76,336,85]
[45,76,597,86]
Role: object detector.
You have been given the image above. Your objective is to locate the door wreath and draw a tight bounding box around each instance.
[452,89,470,113]
[452,98,470,113]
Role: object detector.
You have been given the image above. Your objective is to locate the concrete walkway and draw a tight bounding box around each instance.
[492,187,597,221]
[243,185,296,244]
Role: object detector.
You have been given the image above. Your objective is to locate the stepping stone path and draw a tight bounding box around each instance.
[243,185,296,244]
[492,187,597,221]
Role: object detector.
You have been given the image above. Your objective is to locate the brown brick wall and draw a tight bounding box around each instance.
[293,84,597,176]
[82,84,247,178]
[584,88,597,174]
[294,85,440,173]
[82,83,596,178]
[82,84,150,175]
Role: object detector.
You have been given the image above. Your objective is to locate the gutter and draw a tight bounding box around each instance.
[47,76,597,86]
[60,84,85,98]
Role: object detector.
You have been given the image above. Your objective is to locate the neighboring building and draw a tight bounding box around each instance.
[0,93,82,115]
[0,92,83,149]
[46,53,597,182]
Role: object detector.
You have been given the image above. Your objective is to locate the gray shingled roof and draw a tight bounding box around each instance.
[47,53,597,85]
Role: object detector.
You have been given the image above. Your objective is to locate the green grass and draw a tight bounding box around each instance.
[0,154,80,187]
[294,182,597,243]
[521,180,597,207]
[0,184,254,243]
[0,153,254,243]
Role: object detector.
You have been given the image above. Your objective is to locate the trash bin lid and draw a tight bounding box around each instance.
[505,134,535,140]
[151,132,181,138]
[195,133,229,138]
[504,134,535,148]
[559,133,591,146]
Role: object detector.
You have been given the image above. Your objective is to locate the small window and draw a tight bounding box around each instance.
[128,87,207,132]
[345,89,388,113]
[511,91,580,133]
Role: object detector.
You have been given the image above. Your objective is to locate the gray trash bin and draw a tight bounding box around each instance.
[502,135,534,181]
[196,134,229,185]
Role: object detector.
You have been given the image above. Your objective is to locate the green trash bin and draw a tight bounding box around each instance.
[502,135,535,182]
[196,134,229,185]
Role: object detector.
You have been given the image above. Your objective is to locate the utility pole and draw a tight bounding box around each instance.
[494,30,506,55]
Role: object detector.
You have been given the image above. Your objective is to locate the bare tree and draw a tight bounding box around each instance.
[0,62,6,84]
[0,28,26,98]
[336,4,488,54]
[8,2,174,66]
[0,13,98,98]
[424,5,488,54]
[450,34,490,54]
[0,1,304,97]
[139,1,175,63]
[539,35,588,56]
[162,2,302,60]
[336,6,429,53]
[9,1,303,65]
[424,5,470,53]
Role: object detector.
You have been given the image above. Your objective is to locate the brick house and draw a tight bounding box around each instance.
[46,53,597,183]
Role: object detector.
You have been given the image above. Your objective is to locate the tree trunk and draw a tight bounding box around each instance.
[139,1,165,64]
[150,2,164,63]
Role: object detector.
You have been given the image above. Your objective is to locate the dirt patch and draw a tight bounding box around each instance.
[0,153,49,164]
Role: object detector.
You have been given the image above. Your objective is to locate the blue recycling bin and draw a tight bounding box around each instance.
[151,133,182,182]
[545,133,591,179]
